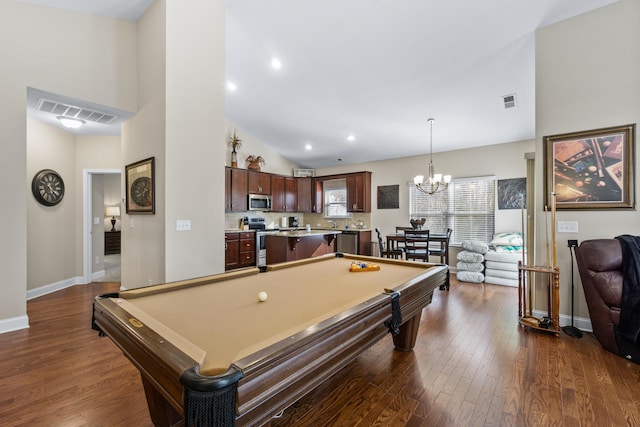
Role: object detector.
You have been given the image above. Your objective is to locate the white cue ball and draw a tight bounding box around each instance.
[258,291,268,302]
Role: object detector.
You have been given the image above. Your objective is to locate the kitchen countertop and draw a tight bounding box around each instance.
[268,229,341,238]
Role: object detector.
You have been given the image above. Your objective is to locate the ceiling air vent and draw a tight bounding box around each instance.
[502,93,517,109]
[36,98,117,125]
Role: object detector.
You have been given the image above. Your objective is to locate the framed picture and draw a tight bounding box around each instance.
[543,124,635,210]
[293,168,315,177]
[497,178,526,210]
[126,157,155,214]
[377,185,399,209]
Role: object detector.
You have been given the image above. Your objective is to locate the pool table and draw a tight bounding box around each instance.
[92,253,447,426]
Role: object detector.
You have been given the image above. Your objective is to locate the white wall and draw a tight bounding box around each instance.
[317,138,535,254]
[26,119,77,290]
[0,1,136,328]
[164,0,227,282]
[535,0,640,319]
[225,120,298,175]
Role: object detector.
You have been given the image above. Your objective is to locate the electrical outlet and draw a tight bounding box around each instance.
[567,239,578,248]
[95,256,100,264]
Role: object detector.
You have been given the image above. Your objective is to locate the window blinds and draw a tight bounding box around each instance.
[409,176,496,245]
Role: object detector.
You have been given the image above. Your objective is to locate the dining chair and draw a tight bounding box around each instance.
[403,229,430,262]
[429,228,452,264]
[394,226,413,253]
[374,227,402,259]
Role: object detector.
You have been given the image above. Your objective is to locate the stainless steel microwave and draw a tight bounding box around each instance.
[248,193,271,211]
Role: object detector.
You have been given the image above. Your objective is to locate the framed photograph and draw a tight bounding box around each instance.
[126,157,155,214]
[544,124,635,210]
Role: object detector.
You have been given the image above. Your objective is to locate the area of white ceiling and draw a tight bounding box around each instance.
[22,0,618,168]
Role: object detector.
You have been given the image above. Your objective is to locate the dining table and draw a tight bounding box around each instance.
[386,230,451,290]
[386,231,451,266]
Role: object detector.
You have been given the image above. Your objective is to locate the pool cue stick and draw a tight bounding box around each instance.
[551,192,557,323]
[520,195,525,318]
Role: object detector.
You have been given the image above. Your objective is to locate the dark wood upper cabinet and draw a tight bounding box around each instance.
[271,175,285,212]
[296,178,312,213]
[347,172,371,212]
[284,177,297,212]
[312,178,323,213]
[227,167,248,212]
[248,171,271,195]
[271,175,297,212]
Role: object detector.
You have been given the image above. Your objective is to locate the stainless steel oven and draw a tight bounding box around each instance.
[249,218,279,266]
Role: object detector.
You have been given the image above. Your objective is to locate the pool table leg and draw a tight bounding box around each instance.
[141,376,182,427]
[392,311,423,351]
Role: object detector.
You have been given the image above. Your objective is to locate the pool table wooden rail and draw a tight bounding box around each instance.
[93,255,447,427]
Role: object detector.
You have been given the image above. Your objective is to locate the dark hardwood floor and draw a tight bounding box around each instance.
[1,278,639,426]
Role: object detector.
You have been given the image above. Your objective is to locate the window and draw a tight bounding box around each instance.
[323,178,349,218]
[409,176,496,245]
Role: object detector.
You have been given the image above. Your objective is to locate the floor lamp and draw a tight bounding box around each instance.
[562,240,583,338]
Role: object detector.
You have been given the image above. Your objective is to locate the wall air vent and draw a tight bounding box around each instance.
[36,98,117,124]
[502,93,517,109]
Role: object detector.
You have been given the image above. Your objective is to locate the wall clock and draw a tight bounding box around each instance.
[131,176,152,207]
[32,169,65,206]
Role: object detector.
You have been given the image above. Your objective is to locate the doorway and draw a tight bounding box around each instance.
[83,169,121,284]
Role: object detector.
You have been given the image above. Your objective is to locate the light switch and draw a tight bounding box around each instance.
[176,220,191,231]
[557,221,578,233]
[94,217,100,225]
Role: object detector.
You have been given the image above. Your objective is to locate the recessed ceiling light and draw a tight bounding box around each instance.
[346,134,355,142]
[227,81,237,91]
[305,144,312,150]
[57,116,85,129]
[271,57,282,69]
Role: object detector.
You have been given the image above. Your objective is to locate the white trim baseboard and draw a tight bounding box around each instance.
[26,276,86,301]
[0,315,29,333]
[92,270,106,281]
[533,309,593,333]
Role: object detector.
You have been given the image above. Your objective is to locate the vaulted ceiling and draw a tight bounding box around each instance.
[22,0,619,168]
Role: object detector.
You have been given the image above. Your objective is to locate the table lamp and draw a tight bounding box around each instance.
[105,206,120,232]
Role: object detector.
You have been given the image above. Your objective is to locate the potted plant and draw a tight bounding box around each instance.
[246,155,265,171]
[227,131,242,167]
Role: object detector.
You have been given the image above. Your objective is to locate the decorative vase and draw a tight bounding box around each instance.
[231,150,237,168]
[247,161,261,171]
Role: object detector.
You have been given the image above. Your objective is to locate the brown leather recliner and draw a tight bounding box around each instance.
[575,239,639,363]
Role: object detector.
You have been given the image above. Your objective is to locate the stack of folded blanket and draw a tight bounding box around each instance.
[456,240,489,283]
[484,232,525,287]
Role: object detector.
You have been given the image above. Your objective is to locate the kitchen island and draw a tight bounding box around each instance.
[266,230,340,264]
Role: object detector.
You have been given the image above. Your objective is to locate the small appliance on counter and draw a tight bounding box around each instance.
[288,216,299,228]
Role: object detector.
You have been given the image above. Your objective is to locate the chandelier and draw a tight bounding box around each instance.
[413,117,451,195]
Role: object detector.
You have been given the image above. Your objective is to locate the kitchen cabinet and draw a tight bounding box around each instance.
[265,231,338,264]
[248,171,271,195]
[312,178,323,213]
[271,175,297,212]
[225,233,239,270]
[225,231,255,271]
[347,172,371,212]
[296,177,312,212]
[225,167,248,212]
